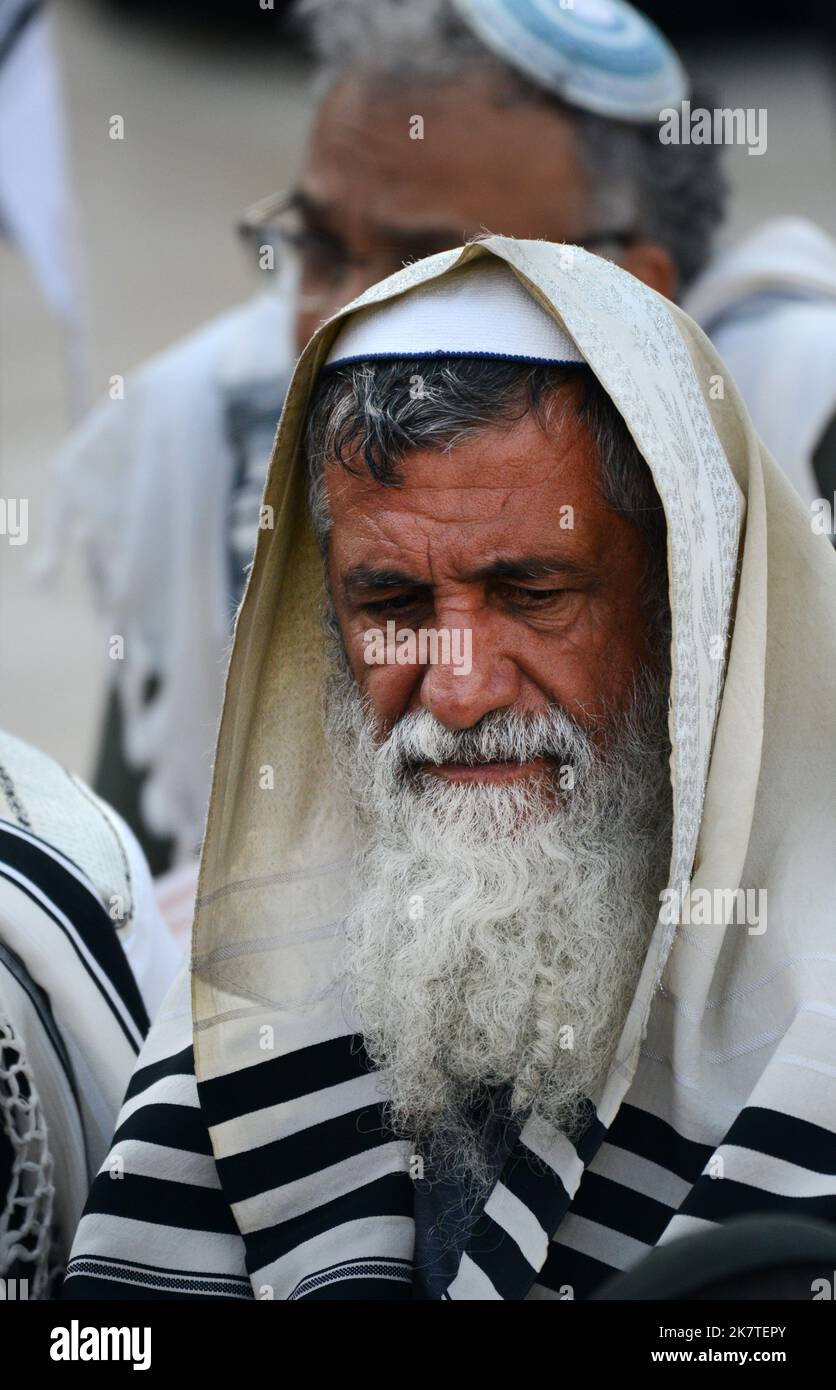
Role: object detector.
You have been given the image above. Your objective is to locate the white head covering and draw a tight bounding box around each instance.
[326,259,584,367]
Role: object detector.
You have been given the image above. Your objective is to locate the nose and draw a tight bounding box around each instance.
[418,616,521,730]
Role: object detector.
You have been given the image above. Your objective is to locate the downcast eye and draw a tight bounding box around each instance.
[505,585,567,602]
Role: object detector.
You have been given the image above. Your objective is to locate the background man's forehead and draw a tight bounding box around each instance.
[305,72,591,228]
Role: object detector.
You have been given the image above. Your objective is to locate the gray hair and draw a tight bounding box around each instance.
[295,0,726,289]
[303,356,670,640]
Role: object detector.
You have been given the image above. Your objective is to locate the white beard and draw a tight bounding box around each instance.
[324,632,672,1199]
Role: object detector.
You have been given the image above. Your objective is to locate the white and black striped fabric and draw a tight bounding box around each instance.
[0,820,149,1049]
[62,955,836,1302]
[0,818,151,1289]
[0,727,180,1290]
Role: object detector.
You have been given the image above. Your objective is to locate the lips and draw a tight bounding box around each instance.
[419,756,550,784]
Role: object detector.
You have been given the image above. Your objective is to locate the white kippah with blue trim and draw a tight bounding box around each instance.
[325,259,585,369]
[450,0,688,121]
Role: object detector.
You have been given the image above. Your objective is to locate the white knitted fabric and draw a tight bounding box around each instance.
[326,259,585,367]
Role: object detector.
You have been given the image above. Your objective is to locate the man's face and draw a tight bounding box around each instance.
[319,379,672,1169]
[326,400,655,773]
[293,72,677,352]
[322,393,672,1170]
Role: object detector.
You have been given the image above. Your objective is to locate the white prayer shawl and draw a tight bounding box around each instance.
[0,3,90,413]
[0,5,84,325]
[0,728,179,1294]
[64,239,836,1301]
[684,217,836,523]
[38,284,295,861]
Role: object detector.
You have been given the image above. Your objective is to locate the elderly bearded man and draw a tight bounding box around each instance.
[63,242,836,1301]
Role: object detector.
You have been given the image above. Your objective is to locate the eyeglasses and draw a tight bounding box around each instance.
[238,190,357,305]
[237,188,638,306]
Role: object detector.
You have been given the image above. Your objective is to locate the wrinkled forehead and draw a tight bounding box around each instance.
[322,397,620,584]
[306,353,654,613]
[310,355,603,522]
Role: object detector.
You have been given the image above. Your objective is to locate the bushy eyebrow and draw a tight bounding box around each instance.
[478,555,596,584]
[342,554,596,599]
[343,565,416,596]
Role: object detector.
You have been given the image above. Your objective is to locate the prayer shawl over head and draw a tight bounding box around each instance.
[39,283,296,862]
[64,238,836,1301]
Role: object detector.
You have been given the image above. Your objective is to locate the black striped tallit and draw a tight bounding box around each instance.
[0,818,152,1288]
[63,960,836,1301]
